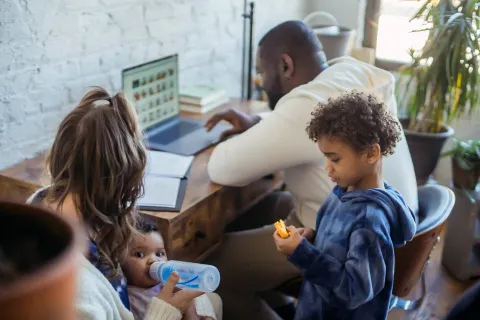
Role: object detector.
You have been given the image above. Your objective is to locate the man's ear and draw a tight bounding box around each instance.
[279,54,294,80]
[366,144,381,164]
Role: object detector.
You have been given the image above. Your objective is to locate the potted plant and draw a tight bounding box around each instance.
[0,201,84,320]
[396,0,480,184]
[442,139,480,189]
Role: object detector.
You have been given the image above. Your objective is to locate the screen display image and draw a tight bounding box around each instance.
[123,55,179,130]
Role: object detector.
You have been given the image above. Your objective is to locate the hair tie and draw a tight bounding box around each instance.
[92,99,111,107]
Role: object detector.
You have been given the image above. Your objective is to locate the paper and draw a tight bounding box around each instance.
[138,175,181,208]
[146,150,194,179]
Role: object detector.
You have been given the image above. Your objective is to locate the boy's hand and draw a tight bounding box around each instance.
[273,226,303,256]
[298,227,315,242]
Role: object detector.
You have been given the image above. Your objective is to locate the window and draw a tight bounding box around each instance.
[376,0,430,63]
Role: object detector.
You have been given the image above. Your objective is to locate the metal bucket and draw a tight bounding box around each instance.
[303,11,356,60]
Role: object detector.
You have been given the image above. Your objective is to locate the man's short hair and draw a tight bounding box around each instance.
[259,20,322,60]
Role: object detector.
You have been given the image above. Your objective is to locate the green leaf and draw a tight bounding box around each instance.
[445,12,464,26]
[455,156,475,170]
[447,35,462,85]
[447,137,480,165]
[465,0,479,14]
[442,149,457,157]
[398,0,480,132]
[475,145,480,158]
[411,0,431,22]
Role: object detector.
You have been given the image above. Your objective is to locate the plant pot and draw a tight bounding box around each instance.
[303,11,356,60]
[0,201,84,320]
[401,119,455,185]
[452,157,480,190]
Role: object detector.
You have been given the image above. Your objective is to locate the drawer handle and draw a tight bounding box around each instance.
[195,231,206,239]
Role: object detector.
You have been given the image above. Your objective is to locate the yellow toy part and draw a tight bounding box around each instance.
[274,219,290,238]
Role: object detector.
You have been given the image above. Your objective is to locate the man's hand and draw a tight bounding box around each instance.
[205,108,261,140]
[273,226,303,256]
[157,272,204,313]
[297,227,315,243]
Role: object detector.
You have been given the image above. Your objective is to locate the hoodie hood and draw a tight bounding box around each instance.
[333,183,416,246]
[288,56,397,116]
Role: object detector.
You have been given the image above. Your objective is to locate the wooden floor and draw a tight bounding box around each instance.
[388,229,479,320]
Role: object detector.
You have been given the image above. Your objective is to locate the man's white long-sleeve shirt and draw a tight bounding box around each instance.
[208,57,418,228]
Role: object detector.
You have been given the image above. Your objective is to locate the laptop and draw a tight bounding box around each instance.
[122,54,231,156]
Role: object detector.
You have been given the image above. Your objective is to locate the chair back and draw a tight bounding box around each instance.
[393,185,455,297]
[0,174,40,203]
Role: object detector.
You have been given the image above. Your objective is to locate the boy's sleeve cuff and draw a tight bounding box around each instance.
[288,237,319,270]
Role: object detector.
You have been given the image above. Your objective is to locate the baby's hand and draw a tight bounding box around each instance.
[273,226,303,256]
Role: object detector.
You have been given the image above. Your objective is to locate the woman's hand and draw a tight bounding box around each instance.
[273,226,303,256]
[181,302,215,320]
[181,303,200,320]
[157,272,204,313]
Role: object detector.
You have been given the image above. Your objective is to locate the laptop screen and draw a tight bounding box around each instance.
[122,55,179,130]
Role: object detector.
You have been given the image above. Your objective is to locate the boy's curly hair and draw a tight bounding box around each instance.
[306,91,401,156]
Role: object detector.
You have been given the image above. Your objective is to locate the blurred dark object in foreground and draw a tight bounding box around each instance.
[0,201,84,320]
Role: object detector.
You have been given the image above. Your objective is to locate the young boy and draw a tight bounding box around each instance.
[273,91,416,320]
[121,217,222,320]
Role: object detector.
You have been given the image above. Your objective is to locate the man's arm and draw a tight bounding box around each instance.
[207,96,321,186]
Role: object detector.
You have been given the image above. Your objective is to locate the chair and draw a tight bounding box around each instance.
[0,174,40,203]
[390,184,454,310]
[276,184,455,313]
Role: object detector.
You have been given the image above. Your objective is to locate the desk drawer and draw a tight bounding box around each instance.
[169,187,236,261]
[157,175,284,262]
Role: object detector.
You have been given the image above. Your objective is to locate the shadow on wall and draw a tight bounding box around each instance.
[433,108,480,186]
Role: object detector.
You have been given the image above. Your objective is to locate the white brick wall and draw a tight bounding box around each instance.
[0,0,307,170]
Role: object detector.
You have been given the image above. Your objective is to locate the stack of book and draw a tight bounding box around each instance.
[179,85,229,114]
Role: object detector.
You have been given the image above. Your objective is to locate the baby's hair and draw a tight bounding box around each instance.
[136,216,159,234]
[46,86,147,272]
[306,91,401,156]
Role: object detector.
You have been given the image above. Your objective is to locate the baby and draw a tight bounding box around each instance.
[121,217,222,320]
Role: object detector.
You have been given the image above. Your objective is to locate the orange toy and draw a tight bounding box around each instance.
[274,219,290,238]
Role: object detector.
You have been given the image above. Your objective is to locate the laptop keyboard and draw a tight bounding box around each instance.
[151,120,201,145]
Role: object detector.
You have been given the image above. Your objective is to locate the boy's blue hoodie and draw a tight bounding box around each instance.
[288,183,416,320]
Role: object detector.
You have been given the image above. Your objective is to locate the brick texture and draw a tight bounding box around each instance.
[0,0,306,169]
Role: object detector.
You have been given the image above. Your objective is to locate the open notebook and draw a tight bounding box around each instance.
[137,150,194,212]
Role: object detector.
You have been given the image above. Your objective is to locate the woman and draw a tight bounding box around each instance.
[28,87,203,319]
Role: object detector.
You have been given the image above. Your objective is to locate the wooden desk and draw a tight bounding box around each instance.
[0,99,282,261]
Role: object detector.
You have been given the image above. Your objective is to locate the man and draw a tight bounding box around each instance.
[205,21,418,320]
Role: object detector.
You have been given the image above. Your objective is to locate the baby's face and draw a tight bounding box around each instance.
[122,231,167,288]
